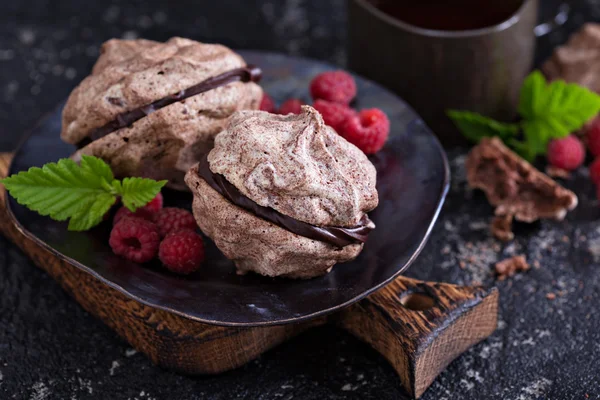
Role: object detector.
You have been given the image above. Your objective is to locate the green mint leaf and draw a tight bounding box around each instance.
[0,159,109,223]
[518,70,546,119]
[521,118,560,157]
[68,193,116,231]
[111,179,123,195]
[0,156,166,231]
[447,110,519,143]
[119,177,167,212]
[508,138,536,162]
[519,70,600,149]
[80,155,114,183]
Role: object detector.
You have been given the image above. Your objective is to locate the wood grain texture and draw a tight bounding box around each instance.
[0,152,497,398]
[338,277,498,398]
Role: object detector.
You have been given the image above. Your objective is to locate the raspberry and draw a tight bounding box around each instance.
[152,207,197,237]
[109,218,160,263]
[159,230,205,274]
[590,157,600,186]
[547,135,585,171]
[278,99,303,115]
[142,192,164,213]
[113,206,154,225]
[339,108,390,154]
[586,118,600,157]
[313,99,356,133]
[260,93,276,113]
[310,71,357,105]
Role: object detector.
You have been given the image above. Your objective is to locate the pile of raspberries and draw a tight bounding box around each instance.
[547,117,600,200]
[260,70,390,155]
[108,192,204,275]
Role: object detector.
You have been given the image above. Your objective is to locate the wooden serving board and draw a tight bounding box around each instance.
[0,152,498,398]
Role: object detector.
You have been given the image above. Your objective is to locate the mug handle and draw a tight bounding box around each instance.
[534,2,570,37]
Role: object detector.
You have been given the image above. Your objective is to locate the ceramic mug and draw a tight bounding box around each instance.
[347,0,539,145]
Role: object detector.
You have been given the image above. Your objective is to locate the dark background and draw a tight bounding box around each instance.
[1,1,600,399]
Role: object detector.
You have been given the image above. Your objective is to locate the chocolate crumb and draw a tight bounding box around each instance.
[491,214,514,242]
[495,255,530,280]
[545,165,571,179]
[467,138,578,240]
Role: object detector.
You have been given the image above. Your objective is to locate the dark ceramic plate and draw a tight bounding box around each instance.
[7,51,449,327]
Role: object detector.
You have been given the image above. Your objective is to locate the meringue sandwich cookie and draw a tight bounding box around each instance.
[185,106,379,279]
[61,37,263,190]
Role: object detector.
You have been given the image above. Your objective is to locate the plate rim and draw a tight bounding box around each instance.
[5,52,451,328]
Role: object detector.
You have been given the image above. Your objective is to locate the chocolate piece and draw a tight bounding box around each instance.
[495,255,530,281]
[542,23,600,93]
[77,65,262,148]
[197,155,373,248]
[467,137,578,235]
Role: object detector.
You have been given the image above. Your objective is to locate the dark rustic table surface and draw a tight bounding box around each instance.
[1,1,600,399]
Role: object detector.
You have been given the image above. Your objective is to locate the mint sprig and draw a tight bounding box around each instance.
[448,70,600,161]
[445,110,519,143]
[0,155,167,231]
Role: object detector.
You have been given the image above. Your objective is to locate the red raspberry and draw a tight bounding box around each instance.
[159,230,205,274]
[112,193,163,225]
[278,99,303,115]
[113,206,153,225]
[586,118,600,157]
[590,157,600,186]
[339,108,390,154]
[142,192,163,213]
[109,218,160,263]
[310,71,357,105]
[313,99,356,133]
[547,135,585,171]
[260,93,276,113]
[152,207,197,237]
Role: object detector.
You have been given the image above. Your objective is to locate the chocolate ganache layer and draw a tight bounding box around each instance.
[77,65,262,148]
[197,155,374,248]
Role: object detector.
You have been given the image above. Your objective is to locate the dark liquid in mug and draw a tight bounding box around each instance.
[368,0,524,31]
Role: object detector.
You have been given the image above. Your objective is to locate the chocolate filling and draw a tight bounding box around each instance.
[77,65,262,148]
[197,156,374,248]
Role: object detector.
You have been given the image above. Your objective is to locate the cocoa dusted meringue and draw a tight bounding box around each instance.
[61,37,263,190]
[185,106,378,279]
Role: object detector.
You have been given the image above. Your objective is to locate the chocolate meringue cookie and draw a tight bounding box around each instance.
[61,37,262,190]
[185,106,378,279]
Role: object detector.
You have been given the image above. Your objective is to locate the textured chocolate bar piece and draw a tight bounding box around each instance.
[467,138,578,240]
